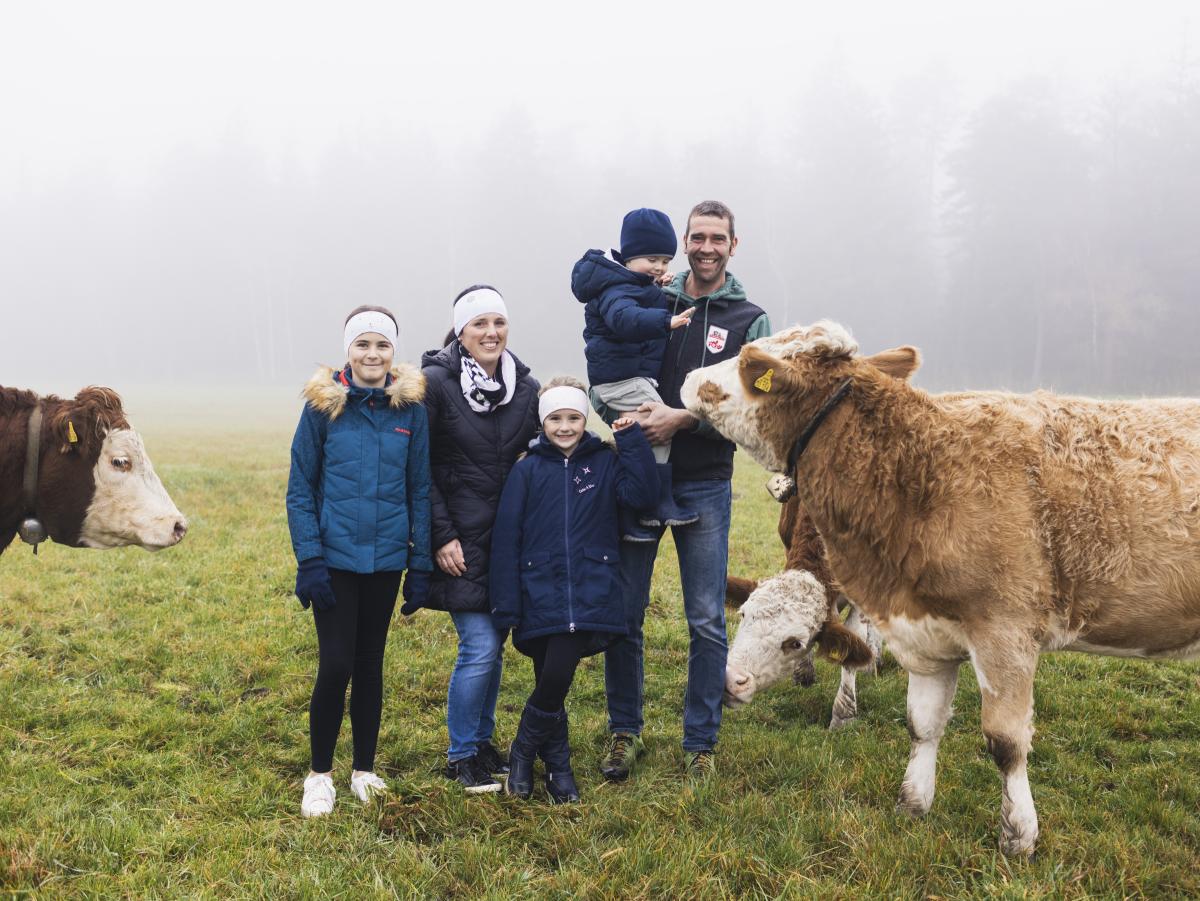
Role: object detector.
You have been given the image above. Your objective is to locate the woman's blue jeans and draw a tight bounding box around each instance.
[447,611,507,763]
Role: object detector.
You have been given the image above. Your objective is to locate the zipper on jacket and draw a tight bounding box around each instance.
[563,457,575,632]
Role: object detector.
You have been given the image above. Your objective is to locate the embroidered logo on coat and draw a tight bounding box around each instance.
[394,427,411,435]
[706,325,729,353]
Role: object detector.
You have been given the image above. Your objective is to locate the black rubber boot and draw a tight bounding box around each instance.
[620,506,658,543]
[539,708,581,803]
[506,703,559,799]
[639,463,698,527]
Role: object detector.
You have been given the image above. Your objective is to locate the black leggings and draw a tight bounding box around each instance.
[309,569,402,772]
[524,632,594,712]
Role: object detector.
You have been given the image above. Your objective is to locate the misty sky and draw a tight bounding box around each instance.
[2,1,1197,397]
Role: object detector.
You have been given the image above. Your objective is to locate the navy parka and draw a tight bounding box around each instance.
[572,249,674,385]
[489,425,658,650]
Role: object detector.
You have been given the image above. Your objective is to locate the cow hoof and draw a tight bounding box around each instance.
[896,783,932,818]
[999,831,1038,859]
[999,821,1039,858]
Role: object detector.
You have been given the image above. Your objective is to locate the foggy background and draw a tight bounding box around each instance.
[2,1,1198,400]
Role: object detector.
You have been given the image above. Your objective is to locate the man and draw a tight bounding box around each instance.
[596,200,771,780]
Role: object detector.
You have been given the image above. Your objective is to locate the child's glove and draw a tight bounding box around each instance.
[295,558,336,612]
[400,569,432,616]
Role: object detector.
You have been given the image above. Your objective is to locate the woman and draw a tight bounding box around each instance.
[286,305,431,817]
[414,284,540,793]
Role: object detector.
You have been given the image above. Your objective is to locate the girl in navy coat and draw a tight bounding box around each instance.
[286,305,433,818]
[490,377,657,801]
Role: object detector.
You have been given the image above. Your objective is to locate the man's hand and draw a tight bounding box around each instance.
[635,402,697,445]
[435,539,467,577]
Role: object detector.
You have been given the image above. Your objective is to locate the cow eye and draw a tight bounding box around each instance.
[111,457,132,472]
[780,637,805,652]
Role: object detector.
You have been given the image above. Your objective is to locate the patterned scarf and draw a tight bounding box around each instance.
[459,342,516,414]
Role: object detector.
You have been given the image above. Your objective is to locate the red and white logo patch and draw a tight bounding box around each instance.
[706,325,729,353]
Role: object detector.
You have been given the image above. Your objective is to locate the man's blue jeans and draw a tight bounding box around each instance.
[604,478,731,751]
[447,611,506,763]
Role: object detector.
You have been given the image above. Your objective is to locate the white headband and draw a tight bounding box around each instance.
[453,288,508,336]
[344,311,398,357]
[539,386,590,424]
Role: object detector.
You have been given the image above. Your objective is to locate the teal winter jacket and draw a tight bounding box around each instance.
[287,364,433,574]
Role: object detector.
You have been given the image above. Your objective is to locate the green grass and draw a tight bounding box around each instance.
[3,402,1200,898]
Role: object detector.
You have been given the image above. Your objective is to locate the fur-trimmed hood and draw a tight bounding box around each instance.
[302,364,426,419]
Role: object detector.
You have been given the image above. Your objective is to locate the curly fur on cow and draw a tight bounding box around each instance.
[684,319,1200,857]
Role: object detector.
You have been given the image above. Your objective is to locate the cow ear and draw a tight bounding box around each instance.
[738,344,793,398]
[815,620,874,669]
[48,405,85,455]
[862,345,921,382]
[725,576,758,609]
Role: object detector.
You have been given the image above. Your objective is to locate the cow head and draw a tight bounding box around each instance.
[725,569,874,708]
[35,387,188,551]
[681,321,921,473]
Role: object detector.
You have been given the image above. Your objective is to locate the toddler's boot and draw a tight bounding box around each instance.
[620,506,658,543]
[639,463,698,527]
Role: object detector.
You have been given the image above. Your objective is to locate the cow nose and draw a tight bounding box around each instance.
[172,520,188,543]
[734,673,750,687]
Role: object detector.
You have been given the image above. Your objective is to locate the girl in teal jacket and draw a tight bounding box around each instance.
[286,305,432,818]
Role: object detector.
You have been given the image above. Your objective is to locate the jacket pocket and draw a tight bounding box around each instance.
[579,546,617,606]
[518,551,556,605]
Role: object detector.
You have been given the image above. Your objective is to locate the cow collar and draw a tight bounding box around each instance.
[786,378,853,478]
[19,400,47,552]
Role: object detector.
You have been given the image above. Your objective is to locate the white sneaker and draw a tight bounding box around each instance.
[349,771,388,803]
[301,773,336,818]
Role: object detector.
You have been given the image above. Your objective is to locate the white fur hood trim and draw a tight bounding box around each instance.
[301,364,426,419]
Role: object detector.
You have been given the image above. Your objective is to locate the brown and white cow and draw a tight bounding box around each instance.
[1,386,187,555]
[725,568,878,728]
[683,320,1200,857]
[724,340,923,725]
[725,492,885,727]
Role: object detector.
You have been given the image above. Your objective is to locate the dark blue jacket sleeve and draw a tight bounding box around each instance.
[596,290,673,343]
[612,424,659,512]
[406,404,433,572]
[489,461,529,628]
[286,405,326,563]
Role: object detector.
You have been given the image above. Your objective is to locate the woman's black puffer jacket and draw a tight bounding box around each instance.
[421,342,540,613]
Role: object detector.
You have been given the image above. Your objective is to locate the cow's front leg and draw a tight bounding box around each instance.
[971,644,1039,858]
[829,665,858,728]
[897,662,960,816]
[829,605,884,728]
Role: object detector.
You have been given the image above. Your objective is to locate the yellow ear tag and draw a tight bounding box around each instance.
[827,645,846,664]
[68,421,78,444]
[753,368,774,392]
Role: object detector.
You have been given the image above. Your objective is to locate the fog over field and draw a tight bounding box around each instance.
[2,1,1198,398]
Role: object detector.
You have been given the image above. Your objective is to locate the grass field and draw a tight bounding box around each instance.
[3,397,1200,898]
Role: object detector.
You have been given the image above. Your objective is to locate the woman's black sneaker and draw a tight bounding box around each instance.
[450,755,501,794]
[475,741,510,776]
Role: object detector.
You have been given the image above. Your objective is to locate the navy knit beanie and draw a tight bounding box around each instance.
[616,208,677,263]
